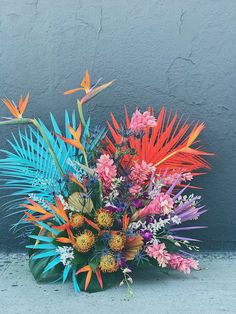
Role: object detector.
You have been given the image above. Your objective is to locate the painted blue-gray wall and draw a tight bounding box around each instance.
[0,0,235,251]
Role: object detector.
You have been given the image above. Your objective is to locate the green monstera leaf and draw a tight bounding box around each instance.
[78,271,121,293]
[29,255,62,283]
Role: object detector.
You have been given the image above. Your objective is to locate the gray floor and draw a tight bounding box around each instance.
[0,253,235,314]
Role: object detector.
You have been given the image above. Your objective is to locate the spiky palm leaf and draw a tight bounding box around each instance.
[0,111,105,235]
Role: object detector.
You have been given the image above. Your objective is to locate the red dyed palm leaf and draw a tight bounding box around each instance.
[103,107,212,175]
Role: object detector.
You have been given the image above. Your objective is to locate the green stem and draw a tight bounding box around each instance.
[82,150,89,167]
[0,118,33,126]
[77,99,86,128]
[32,119,65,177]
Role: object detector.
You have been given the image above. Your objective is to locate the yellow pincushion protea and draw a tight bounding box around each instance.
[70,213,84,228]
[75,230,95,253]
[99,254,118,273]
[108,232,126,252]
[96,208,113,228]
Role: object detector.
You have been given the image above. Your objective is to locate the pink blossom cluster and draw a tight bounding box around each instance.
[162,171,193,186]
[129,109,157,133]
[95,154,117,193]
[146,243,199,273]
[129,161,155,195]
[168,253,199,274]
[145,243,170,267]
[138,192,174,217]
[182,172,193,182]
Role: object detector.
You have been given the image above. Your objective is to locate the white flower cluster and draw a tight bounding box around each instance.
[175,194,201,207]
[28,194,51,210]
[57,194,74,211]
[129,215,181,243]
[56,246,74,266]
[105,177,124,204]
[148,175,164,200]
[32,175,56,189]
[67,158,85,181]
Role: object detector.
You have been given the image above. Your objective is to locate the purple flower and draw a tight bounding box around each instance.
[132,199,144,209]
[146,215,155,224]
[140,229,153,243]
[115,253,126,268]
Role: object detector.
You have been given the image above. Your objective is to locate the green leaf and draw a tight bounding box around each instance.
[29,253,63,283]
[78,271,121,293]
[89,257,100,272]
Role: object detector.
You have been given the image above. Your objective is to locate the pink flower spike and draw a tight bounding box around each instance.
[129,109,157,133]
[169,254,199,274]
[145,243,171,268]
[96,154,117,194]
[129,161,155,195]
[138,193,174,217]
[182,172,193,182]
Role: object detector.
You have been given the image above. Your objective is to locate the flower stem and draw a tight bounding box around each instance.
[82,150,89,167]
[0,118,33,126]
[77,99,86,128]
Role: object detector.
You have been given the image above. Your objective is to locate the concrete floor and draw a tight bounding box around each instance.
[0,253,235,314]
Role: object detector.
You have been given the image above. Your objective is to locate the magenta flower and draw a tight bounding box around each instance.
[96,154,117,193]
[129,109,157,133]
[140,229,153,243]
[169,254,199,274]
[145,243,171,267]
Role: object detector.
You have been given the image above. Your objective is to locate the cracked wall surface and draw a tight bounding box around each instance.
[0,0,235,250]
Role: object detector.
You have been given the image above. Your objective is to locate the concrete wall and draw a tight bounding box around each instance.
[0,0,235,250]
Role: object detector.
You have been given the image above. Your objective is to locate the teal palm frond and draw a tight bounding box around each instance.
[0,111,79,234]
[0,111,76,201]
[0,111,106,236]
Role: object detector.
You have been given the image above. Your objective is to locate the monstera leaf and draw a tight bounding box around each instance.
[29,254,63,283]
[77,271,121,293]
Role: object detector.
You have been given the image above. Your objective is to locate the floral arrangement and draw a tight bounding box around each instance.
[0,70,211,295]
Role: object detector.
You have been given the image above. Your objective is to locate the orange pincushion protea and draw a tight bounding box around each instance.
[96,208,113,228]
[75,230,95,253]
[108,232,126,252]
[99,254,118,273]
[70,213,85,228]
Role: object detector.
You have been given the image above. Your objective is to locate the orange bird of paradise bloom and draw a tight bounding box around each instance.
[64,69,114,105]
[22,195,74,243]
[1,93,29,118]
[76,265,103,290]
[21,195,100,245]
[55,124,85,152]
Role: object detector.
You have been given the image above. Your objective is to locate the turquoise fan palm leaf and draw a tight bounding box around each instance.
[0,111,78,234]
[0,111,76,200]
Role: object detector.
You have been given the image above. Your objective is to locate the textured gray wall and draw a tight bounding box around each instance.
[0,0,235,251]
